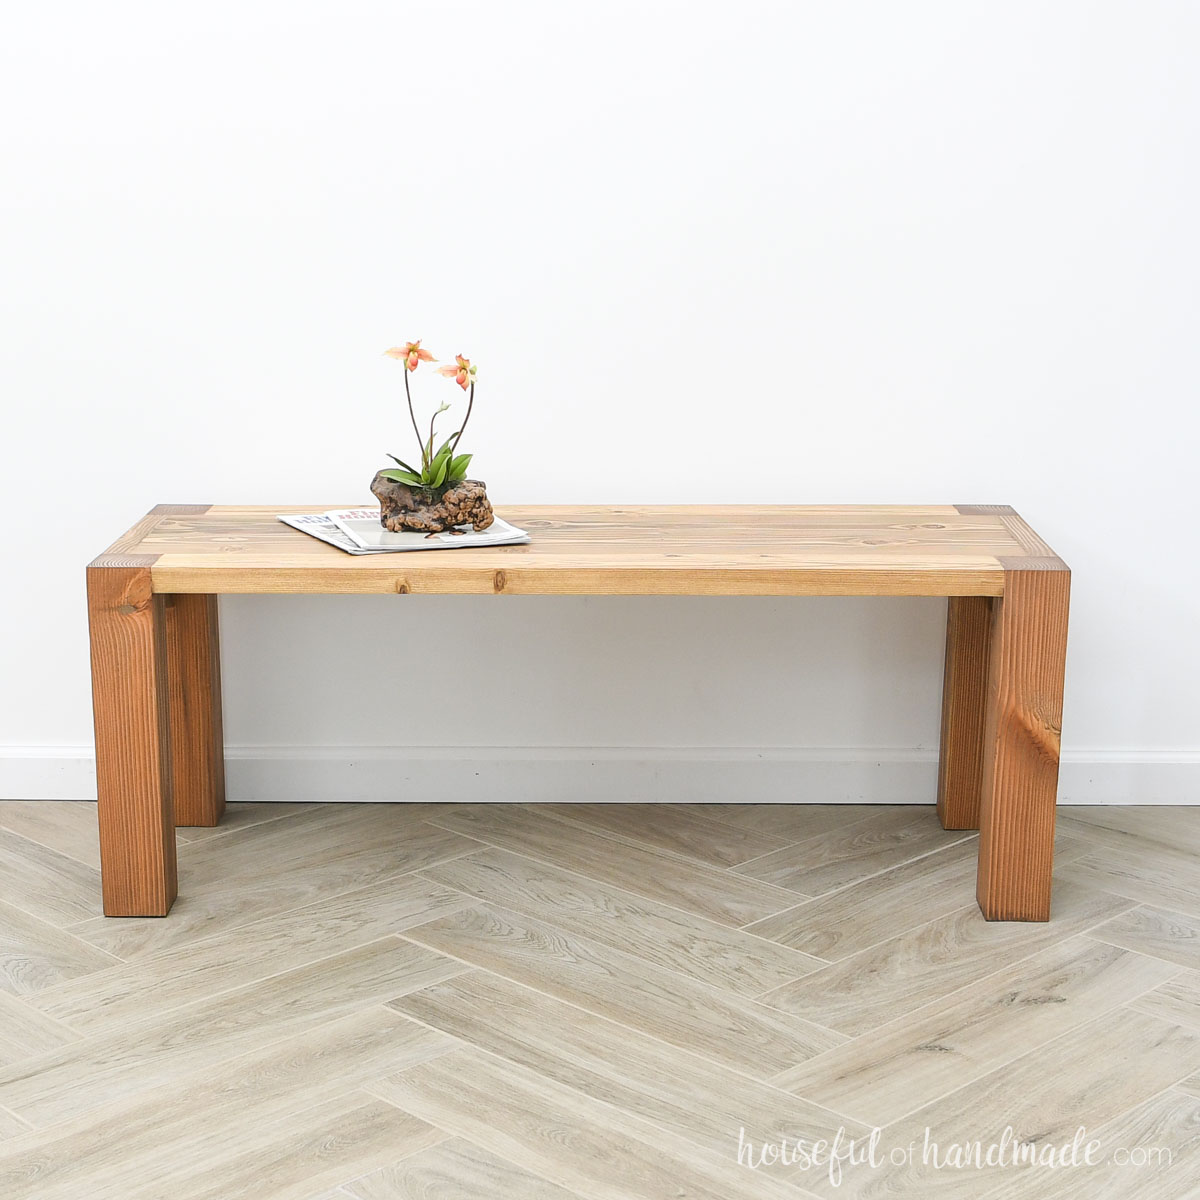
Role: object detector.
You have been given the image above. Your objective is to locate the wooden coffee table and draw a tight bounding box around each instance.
[87,504,1069,921]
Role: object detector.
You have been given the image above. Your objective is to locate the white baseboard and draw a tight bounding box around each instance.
[1,745,1197,804]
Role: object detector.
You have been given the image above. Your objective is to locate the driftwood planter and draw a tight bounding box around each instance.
[370,472,495,533]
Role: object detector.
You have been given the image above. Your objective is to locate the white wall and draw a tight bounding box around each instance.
[2,1,1197,803]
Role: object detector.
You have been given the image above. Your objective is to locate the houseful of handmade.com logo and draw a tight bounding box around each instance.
[736,1125,1174,1188]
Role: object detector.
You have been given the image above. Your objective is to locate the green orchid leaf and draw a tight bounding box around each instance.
[378,468,424,486]
[387,454,419,474]
[427,443,454,481]
[447,452,472,480]
[431,457,448,487]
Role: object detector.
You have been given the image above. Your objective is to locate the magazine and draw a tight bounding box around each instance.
[278,509,530,554]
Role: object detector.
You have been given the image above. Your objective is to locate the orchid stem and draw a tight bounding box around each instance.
[450,382,475,453]
[403,369,425,467]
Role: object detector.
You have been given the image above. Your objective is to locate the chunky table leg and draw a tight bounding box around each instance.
[87,557,177,916]
[165,595,226,827]
[976,559,1070,921]
[936,597,991,830]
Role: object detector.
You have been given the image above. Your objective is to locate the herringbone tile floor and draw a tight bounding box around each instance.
[0,800,1198,1198]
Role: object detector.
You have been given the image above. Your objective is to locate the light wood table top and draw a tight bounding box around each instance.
[94,503,1065,597]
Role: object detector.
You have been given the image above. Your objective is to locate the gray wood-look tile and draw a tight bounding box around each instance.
[0,1008,453,1200]
[976,1088,1200,1199]
[757,881,1137,1036]
[31,873,470,1034]
[1087,904,1200,972]
[423,847,825,997]
[0,829,102,927]
[1060,805,1200,856]
[0,994,79,1070]
[773,936,1181,1125]
[0,1107,30,1141]
[809,1009,1200,1200]
[368,1049,810,1200]
[1,800,1196,1200]
[173,800,316,842]
[130,1095,446,1200]
[0,898,119,998]
[390,970,868,1156]
[1060,844,1200,920]
[427,804,801,926]
[732,807,973,896]
[403,902,843,1076]
[1129,970,1200,1032]
[0,802,101,868]
[697,803,895,840]
[744,828,1095,963]
[744,839,980,959]
[68,806,483,959]
[0,938,465,1127]
[538,802,787,867]
[343,1138,587,1200]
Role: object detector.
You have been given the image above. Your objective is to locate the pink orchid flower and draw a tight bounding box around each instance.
[436,354,477,391]
[385,340,436,371]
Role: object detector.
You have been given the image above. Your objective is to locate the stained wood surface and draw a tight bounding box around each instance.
[86,563,176,917]
[936,595,991,830]
[976,561,1071,919]
[1,801,1198,1199]
[94,504,1064,596]
[164,595,225,827]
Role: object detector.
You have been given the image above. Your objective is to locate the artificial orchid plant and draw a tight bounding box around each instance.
[380,340,479,490]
